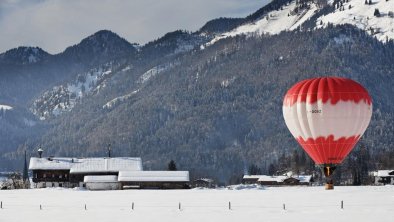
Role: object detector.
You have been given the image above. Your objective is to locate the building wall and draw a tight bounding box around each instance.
[121,181,189,189]
[85,182,120,190]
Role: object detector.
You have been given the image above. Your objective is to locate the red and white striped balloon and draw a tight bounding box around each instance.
[282,77,372,165]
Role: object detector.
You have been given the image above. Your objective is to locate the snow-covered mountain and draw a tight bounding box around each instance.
[31,62,120,119]
[1,0,394,178]
[207,0,394,46]
[317,0,394,42]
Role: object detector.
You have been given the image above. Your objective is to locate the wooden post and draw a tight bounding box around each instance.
[341,200,343,209]
[1,201,2,209]
[85,204,87,210]
[229,201,231,210]
[132,202,134,211]
[179,202,181,210]
[283,203,286,210]
[40,204,42,210]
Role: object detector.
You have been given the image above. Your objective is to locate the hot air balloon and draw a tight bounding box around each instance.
[282,77,372,189]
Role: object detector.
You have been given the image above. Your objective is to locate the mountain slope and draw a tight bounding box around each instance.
[208,0,394,46]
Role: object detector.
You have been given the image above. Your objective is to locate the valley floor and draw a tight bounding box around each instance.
[0,185,393,222]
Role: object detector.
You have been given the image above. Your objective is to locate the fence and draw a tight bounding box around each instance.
[1,200,392,212]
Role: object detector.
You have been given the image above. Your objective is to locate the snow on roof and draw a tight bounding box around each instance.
[377,170,394,177]
[70,157,142,174]
[29,157,143,173]
[118,171,190,182]
[297,175,312,183]
[243,175,262,179]
[258,176,289,183]
[29,157,75,170]
[244,174,312,183]
[0,105,13,111]
[84,175,118,183]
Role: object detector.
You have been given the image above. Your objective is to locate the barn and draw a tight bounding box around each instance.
[29,156,142,188]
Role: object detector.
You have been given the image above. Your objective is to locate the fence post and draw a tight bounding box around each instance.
[229,201,231,210]
[132,202,134,211]
[179,202,181,211]
[40,204,42,210]
[283,203,286,210]
[1,201,2,209]
[341,200,343,209]
[85,204,87,210]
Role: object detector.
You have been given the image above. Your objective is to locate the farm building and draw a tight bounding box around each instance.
[29,156,142,188]
[242,174,312,186]
[118,171,190,189]
[373,170,394,185]
[28,151,190,190]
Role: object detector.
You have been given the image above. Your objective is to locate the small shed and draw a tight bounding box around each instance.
[242,175,261,184]
[118,171,190,189]
[84,175,120,190]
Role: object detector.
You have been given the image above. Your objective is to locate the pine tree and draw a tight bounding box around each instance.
[248,164,262,175]
[374,8,380,17]
[168,160,177,171]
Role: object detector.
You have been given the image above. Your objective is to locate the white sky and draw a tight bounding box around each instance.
[0,0,268,54]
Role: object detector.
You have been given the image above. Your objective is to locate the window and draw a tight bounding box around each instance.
[43,174,46,178]
[52,174,55,178]
[59,175,63,179]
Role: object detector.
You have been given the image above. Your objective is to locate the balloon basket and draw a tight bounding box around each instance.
[325,183,334,190]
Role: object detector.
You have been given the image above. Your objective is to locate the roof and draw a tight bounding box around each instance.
[258,176,288,183]
[29,157,75,170]
[297,175,312,183]
[84,175,118,183]
[376,170,394,177]
[118,171,190,182]
[29,157,143,173]
[70,158,142,174]
[243,175,262,180]
[243,174,312,183]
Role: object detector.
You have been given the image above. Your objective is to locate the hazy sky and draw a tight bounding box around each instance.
[0,0,267,54]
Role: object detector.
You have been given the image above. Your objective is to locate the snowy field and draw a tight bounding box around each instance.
[0,186,393,222]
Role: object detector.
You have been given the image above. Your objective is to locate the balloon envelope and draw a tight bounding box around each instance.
[282,77,372,165]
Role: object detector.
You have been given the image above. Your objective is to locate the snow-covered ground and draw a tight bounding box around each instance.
[317,0,394,42]
[207,0,394,47]
[0,186,393,222]
[208,1,318,46]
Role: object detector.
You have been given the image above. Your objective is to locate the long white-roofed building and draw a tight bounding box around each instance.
[29,156,143,188]
[118,171,190,189]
